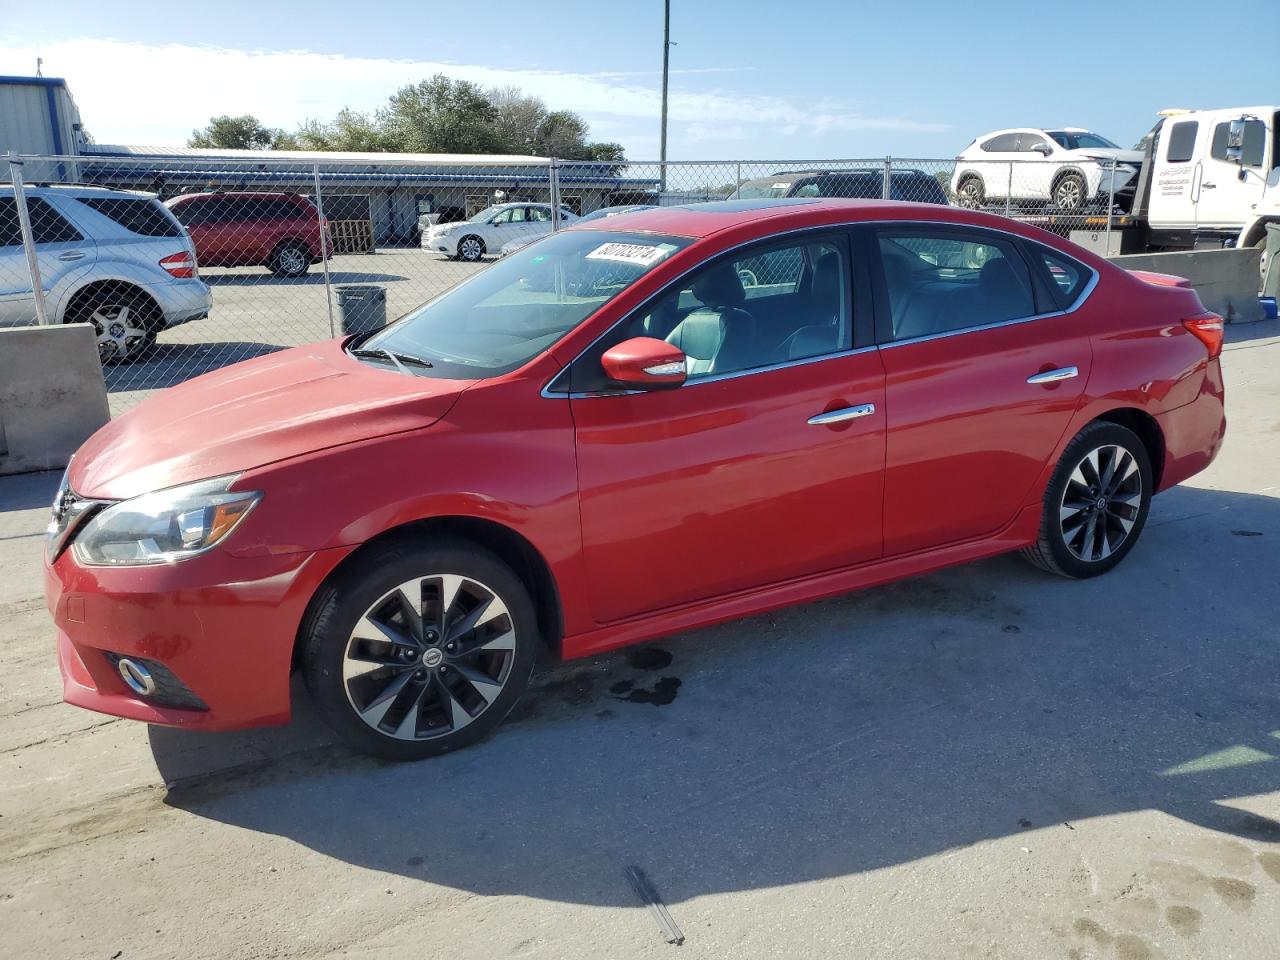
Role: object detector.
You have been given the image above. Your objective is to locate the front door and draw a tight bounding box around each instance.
[1196,115,1271,232]
[869,225,1092,556]
[0,196,96,326]
[569,232,886,623]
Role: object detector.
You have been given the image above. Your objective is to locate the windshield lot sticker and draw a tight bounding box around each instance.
[586,242,670,267]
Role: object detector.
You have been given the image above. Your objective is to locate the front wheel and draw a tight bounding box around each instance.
[1021,422,1153,579]
[457,235,485,262]
[1053,173,1087,212]
[955,176,985,209]
[269,242,311,278]
[302,539,539,761]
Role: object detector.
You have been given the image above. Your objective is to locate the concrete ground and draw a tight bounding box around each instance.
[2,323,1280,960]
[104,249,485,413]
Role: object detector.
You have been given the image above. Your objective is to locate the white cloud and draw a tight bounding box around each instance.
[0,37,949,157]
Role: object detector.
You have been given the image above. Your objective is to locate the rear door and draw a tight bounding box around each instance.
[868,223,1092,556]
[0,196,96,326]
[1148,118,1202,230]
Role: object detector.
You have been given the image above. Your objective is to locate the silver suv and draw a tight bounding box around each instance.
[0,185,212,362]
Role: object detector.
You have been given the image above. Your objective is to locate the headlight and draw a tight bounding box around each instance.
[46,464,106,560]
[72,475,262,566]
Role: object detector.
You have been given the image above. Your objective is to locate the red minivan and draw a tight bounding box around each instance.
[45,199,1226,760]
[165,192,330,277]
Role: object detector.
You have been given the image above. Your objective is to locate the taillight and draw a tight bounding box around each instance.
[159,252,196,279]
[1183,313,1224,360]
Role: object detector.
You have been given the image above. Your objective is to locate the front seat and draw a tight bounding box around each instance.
[976,256,1031,323]
[665,266,756,375]
[777,251,844,360]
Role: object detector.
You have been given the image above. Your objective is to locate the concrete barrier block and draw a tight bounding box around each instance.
[1107,247,1264,324]
[0,324,109,476]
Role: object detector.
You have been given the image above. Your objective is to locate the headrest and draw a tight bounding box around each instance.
[692,265,746,307]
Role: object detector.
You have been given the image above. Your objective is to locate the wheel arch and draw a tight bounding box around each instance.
[1089,407,1166,489]
[458,233,487,253]
[1240,216,1278,249]
[61,278,163,328]
[1050,165,1090,192]
[293,515,564,670]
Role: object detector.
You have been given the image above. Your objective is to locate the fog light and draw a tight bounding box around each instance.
[116,658,156,696]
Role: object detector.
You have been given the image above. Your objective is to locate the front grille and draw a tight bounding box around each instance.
[103,653,210,711]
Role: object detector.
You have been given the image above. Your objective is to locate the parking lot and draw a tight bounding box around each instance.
[1,319,1278,959]
[104,249,485,412]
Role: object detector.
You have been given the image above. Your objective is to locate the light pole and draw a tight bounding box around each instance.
[659,0,670,193]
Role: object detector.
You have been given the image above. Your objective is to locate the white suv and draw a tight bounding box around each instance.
[951,128,1144,211]
[424,203,578,261]
[0,185,211,362]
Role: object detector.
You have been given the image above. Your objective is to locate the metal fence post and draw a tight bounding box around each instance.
[1005,162,1013,217]
[1105,159,1117,248]
[882,156,892,200]
[549,158,562,231]
[311,163,336,338]
[734,162,742,200]
[8,151,51,326]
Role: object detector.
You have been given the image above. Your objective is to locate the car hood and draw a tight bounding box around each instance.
[1066,147,1145,164]
[70,339,472,501]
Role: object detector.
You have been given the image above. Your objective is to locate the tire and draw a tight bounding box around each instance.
[1052,172,1087,212]
[955,176,985,209]
[302,537,539,761]
[269,241,311,278]
[457,235,485,262]
[1021,421,1153,579]
[66,286,161,365]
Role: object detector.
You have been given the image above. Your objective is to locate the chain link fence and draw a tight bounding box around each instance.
[3,151,1126,413]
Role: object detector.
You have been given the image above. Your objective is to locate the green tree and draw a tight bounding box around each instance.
[188,114,286,150]
[286,110,395,152]
[380,74,502,153]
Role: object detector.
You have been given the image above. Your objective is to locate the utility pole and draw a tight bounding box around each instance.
[659,0,670,193]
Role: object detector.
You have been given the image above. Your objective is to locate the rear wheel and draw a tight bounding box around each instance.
[1021,422,1152,579]
[66,287,160,364]
[269,241,311,278]
[302,538,539,761]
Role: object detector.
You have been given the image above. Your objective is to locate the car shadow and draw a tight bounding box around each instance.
[103,341,287,393]
[1224,316,1280,347]
[152,484,1280,907]
[202,271,408,287]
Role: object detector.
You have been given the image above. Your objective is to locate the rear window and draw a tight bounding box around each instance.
[1165,121,1199,163]
[79,198,182,237]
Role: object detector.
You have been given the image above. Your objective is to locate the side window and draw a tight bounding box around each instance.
[1018,134,1050,152]
[1210,119,1267,168]
[527,206,552,222]
[877,230,1035,341]
[981,134,1018,152]
[28,198,83,244]
[1165,121,1199,163]
[792,182,821,197]
[169,200,200,225]
[641,237,851,380]
[1029,245,1090,307]
[491,209,515,224]
[0,198,22,246]
[79,198,182,238]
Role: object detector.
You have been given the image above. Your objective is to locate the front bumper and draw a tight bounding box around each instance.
[45,541,353,731]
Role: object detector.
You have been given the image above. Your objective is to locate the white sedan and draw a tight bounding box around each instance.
[950,128,1144,211]
[423,203,578,261]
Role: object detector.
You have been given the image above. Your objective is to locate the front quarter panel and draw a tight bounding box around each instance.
[228,372,593,635]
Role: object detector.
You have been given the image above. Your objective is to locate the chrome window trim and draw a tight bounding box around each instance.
[539,216,1100,396]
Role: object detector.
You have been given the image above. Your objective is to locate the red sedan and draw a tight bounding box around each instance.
[44,199,1226,760]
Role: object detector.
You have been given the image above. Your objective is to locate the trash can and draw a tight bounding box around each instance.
[336,285,386,335]
[1263,222,1280,300]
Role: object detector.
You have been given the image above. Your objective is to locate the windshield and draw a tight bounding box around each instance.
[357,230,691,378]
[736,181,794,200]
[1047,131,1119,150]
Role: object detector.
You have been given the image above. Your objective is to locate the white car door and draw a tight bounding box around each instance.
[1196,116,1270,231]
[484,207,528,249]
[1016,132,1059,199]
[975,132,1021,200]
[1148,118,1203,230]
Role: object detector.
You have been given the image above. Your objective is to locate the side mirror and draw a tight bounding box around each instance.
[1032,142,1053,156]
[601,337,687,390]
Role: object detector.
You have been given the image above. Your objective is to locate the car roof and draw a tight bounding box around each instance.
[168,191,307,201]
[571,197,1008,241]
[0,183,154,199]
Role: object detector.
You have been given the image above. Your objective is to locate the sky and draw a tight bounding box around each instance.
[1,0,1274,161]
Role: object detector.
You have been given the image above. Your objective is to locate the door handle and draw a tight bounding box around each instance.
[1026,366,1078,385]
[808,403,876,426]
[1201,182,1217,189]
[57,251,87,261]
